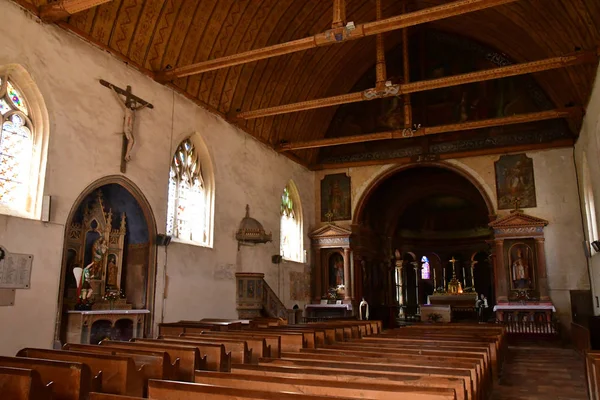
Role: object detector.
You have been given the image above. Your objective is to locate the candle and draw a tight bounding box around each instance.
[433,268,437,287]
[462,267,466,286]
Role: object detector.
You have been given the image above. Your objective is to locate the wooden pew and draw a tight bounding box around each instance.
[144,337,250,365]
[194,370,456,399]
[171,333,270,361]
[257,326,321,348]
[0,366,53,400]
[291,349,486,398]
[63,343,179,389]
[231,363,467,400]
[100,340,205,381]
[89,394,142,400]
[148,379,373,400]
[0,355,99,400]
[17,348,144,397]
[258,356,476,400]
[159,335,258,363]
[182,331,282,358]
[230,329,304,352]
[586,351,600,400]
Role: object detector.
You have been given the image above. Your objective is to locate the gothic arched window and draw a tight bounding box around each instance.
[421,255,431,279]
[0,77,34,213]
[167,138,212,246]
[280,181,303,262]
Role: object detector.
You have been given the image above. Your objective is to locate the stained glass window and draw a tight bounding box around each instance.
[421,256,431,280]
[0,77,33,209]
[280,182,303,262]
[166,139,208,244]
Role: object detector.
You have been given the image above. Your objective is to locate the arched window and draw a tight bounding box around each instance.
[280,181,303,262]
[0,67,48,219]
[166,135,214,246]
[421,256,431,279]
[582,154,599,249]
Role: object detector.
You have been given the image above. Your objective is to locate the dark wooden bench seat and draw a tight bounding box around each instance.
[194,370,456,399]
[17,348,145,397]
[0,355,99,400]
[182,331,282,358]
[146,337,250,365]
[0,366,53,400]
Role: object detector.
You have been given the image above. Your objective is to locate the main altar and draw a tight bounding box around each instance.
[62,191,149,343]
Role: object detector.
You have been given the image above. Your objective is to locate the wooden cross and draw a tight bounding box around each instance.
[100,79,153,173]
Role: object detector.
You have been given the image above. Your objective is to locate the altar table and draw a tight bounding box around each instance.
[66,309,149,344]
[304,304,353,319]
[427,293,478,308]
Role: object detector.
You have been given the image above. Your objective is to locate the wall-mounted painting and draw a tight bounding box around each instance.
[494,154,536,210]
[321,173,351,222]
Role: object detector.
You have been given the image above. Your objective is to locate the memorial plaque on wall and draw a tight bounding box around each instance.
[0,246,33,289]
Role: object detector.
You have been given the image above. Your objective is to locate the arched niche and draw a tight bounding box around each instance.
[54,176,157,346]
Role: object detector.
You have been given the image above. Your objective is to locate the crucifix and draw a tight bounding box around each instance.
[449,256,457,277]
[325,211,334,223]
[512,197,522,213]
[100,79,154,173]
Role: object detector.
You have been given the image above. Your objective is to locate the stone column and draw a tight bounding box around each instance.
[413,261,420,308]
[314,249,322,302]
[343,247,351,301]
[535,238,550,300]
[495,239,508,303]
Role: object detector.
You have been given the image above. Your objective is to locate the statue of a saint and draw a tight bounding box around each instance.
[74,263,94,301]
[511,248,531,289]
[106,254,118,288]
[89,237,107,279]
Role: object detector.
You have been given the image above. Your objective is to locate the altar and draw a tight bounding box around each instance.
[305,303,353,320]
[66,309,149,344]
[428,293,478,308]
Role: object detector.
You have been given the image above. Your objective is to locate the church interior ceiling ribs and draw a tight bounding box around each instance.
[15,0,600,168]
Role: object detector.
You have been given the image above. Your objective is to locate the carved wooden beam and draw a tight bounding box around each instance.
[238,48,597,120]
[39,0,112,22]
[277,108,578,151]
[332,0,347,29]
[401,3,412,129]
[157,0,520,81]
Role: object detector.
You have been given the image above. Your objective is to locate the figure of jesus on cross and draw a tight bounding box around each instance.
[100,79,153,173]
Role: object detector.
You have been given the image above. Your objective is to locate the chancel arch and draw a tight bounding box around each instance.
[353,163,494,325]
[167,132,215,247]
[0,64,49,219]
[54,175,157,346]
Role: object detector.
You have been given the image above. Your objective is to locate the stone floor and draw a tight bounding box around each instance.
[492,345,589,400]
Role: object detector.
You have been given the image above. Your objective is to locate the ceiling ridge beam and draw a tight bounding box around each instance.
[277,107,580,151]
[39,0,112,22]
[156,0,521,81]
[237,48,598,120]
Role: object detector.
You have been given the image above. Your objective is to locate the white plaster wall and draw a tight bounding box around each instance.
[574,63,600,316]
[0,1,314,356]
[315,148,589,326]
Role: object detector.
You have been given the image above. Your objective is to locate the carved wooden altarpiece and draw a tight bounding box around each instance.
[309,224,354,307]
[489,210,555,325]
[64,190,127,309]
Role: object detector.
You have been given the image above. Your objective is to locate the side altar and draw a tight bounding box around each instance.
[62,191,149,343]
[488,208,556,330]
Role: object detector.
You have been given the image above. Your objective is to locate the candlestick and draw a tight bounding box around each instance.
[462,267,466,286]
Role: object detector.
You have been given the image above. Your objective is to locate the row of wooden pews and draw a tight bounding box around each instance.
[0,317,505,400]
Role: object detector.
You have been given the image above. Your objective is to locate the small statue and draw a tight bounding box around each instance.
[106,254,118,288]
[89,237,108,279]
[73,263,94,302]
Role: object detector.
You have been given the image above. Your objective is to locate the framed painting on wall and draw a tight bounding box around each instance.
[494,154,537,210]
[320,173,351,221]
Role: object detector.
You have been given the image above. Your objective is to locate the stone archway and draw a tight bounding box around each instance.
[54,175,157,346]
[351,162,494,325]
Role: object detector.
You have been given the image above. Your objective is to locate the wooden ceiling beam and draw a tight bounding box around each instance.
[238,48,598,120]
[332,0,347,29]
[39,0,112,22]
[157,0,521,81]
[277,107,579,151]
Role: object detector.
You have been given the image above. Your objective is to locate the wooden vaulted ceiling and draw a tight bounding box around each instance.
[16,0,600,168]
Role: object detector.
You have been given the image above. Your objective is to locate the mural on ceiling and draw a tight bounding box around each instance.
[494,153,537,210]
[320,173,351,222]
[319,31,565,164]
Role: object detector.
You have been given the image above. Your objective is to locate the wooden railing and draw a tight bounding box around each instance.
[235,272,289,322]
[499,319,559,336]
[262,279,288,320]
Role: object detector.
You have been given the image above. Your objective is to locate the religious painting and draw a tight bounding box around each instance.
[495,154,537,210]
[328,252,344,289]
[321,173,351,221]
[508,242,535,291]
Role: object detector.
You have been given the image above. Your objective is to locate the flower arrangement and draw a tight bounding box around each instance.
[428,313,443,323]
[103,291,120,302]
[327,286,338,301]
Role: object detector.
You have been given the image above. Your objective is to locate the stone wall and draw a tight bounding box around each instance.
[574,63,600,316]
[314,147,590,327]
[0,1,314,356]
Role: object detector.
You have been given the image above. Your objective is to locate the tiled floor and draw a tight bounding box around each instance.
[492,345,589,400]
